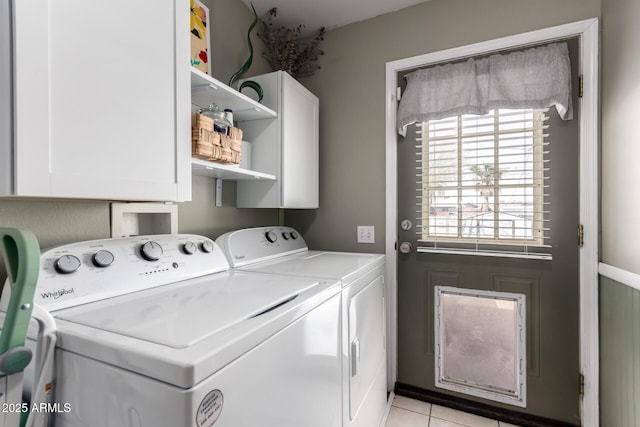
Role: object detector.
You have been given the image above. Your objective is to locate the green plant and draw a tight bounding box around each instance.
[228,3,258,89]
[257,8,325,78]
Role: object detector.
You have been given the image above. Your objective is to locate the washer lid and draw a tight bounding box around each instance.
[55,271,320,349]
[52,270,340,388]
[240,251,385,284]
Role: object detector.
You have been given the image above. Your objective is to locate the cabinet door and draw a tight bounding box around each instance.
[282,73,319,208]
[0,0,12,196]
[237,71,319,209]
[11,0,190,201]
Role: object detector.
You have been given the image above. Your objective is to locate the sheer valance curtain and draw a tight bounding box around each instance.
[397,42,573,136]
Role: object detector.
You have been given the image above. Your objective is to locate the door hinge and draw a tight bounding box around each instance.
[396,86,402,101]
[579,373,585,396]
[578,224,584,248]
[579,75,584,98]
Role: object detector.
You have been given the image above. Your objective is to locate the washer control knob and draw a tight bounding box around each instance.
[183,241,198,255]
[92,250,114,268]
[140,241,163,261]
[54,255,81,274]
[290,231,298,240]
[200,240,215,253]
[265,231,278,243]
[282,232,290,240]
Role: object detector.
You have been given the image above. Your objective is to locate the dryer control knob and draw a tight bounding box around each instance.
[140,241,163,261]
[265,231,278,243]
[54,255,82,274]
[200,240,215,253]
[282,232,290,240]
[290,231,298,240]
[92,250,114,268]
[183,241,198,255]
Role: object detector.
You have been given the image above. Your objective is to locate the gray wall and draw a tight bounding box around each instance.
[0,0,276,283]
[285,0,600,253]
[601,0,640,274]
[600,0,640,425]
[205,0,272,83]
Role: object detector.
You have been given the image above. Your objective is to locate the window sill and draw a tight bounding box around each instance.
[416,246,552,261]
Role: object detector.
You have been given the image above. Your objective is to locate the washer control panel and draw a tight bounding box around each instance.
[215,226,307,267]
[32,234,228,311]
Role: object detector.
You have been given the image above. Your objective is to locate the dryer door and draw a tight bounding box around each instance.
[348,275,386,423]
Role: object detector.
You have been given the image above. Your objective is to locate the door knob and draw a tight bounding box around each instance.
[399,241,413,254]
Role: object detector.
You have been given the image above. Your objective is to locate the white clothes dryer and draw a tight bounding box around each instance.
[216,226,388,427]
[4,234,342,427]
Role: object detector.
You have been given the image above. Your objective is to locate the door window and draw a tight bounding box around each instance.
[418,108,550,259]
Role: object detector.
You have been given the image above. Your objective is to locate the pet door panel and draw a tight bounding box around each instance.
[435,286,526,407]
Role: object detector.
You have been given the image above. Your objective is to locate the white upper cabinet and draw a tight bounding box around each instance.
[1,0,191,201]
[237,71,319,209]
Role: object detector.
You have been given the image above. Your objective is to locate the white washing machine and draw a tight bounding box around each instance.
[216,226,387,427]
[8,234,342,427]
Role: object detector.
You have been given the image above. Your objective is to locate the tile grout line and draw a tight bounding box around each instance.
[391,404,432,418]
[429,415,476,427]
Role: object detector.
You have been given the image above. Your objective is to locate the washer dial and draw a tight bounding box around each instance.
[265,231,278,243]
[55,255,82,274]
[200,240,215,253]
[92,250,115,268]
[183,241,198,255]
[140,241,163,261]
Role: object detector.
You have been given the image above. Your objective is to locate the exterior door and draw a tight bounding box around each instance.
[396,40,581,424]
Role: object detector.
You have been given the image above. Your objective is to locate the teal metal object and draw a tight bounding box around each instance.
[228,2,258,90]
[0,229,39,427]
[0,228,39,371]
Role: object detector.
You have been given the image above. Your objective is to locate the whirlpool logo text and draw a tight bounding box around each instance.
[40,288,75,300]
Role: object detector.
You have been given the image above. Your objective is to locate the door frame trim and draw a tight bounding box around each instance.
[384,18,599,426]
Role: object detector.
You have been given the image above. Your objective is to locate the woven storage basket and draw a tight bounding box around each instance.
[192,114,214,131]
[191,128,221,146]
[192,113,242,165]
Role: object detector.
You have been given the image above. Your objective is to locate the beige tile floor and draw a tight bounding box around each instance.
[385,395,522,427]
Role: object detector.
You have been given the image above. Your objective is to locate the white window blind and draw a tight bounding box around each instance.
[416,108,551,260]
